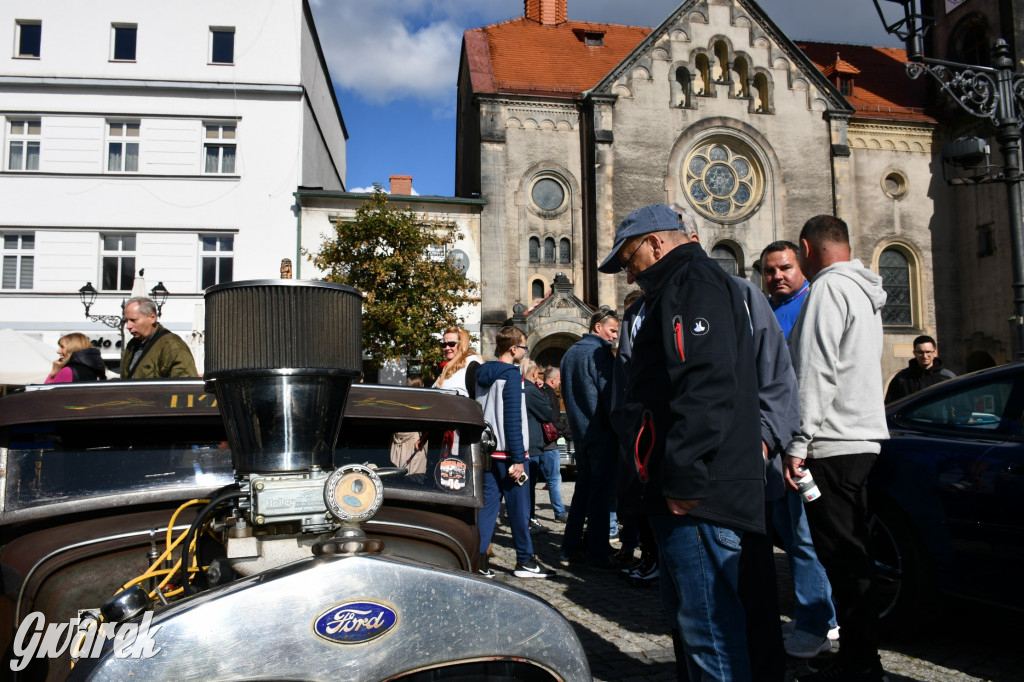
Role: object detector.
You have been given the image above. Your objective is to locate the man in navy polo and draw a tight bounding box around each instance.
[761,240,838,659]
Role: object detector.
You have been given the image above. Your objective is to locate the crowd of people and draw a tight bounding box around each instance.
[458,204,957,682]
[38,207,958,680]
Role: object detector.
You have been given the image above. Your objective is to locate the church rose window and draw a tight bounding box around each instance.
[531,177,566,212]
[682,137,764,223]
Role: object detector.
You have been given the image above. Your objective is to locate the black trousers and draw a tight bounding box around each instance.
[739,502,786,682]
[804,453,881,668]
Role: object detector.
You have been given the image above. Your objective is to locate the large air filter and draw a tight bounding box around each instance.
[204,280,363,474]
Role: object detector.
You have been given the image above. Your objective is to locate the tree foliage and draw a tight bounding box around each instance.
[308,187,478,374]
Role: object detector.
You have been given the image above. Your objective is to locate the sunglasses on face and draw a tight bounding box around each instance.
[440,341,458,348]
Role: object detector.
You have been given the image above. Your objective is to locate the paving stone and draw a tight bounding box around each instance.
[486,479,1022,681]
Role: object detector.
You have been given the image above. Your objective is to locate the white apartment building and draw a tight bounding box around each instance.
[1,0,347,373]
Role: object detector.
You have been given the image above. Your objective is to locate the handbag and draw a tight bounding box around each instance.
[541,421,559,445]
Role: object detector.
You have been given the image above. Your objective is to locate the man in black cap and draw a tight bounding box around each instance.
[598,203,764,680]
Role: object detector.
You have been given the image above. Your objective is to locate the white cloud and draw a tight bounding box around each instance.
[348,184,420,196]
[310,3,465,106]
[309,1,896,108]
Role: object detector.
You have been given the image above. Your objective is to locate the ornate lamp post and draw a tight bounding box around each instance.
[873,0,1024,359]
[78,279,171,343]
[78,282,123,329]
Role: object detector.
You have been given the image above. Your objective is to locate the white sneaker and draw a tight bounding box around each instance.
[784,630,831,659]
[827,625,840,641]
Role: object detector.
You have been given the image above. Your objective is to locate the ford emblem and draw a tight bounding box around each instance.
[314,601,398,644]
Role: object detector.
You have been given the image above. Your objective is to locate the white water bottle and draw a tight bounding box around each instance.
[795,465,821,502]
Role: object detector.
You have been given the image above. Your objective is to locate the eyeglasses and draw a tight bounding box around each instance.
[516,345,529,353]
[620,237,648,274]
[440,341,458,348]
[597,310,618,323]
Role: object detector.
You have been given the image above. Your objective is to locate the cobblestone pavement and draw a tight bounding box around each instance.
[487,479,1023,681]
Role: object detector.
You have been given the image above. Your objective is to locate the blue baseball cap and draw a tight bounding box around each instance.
[598,204,681,274]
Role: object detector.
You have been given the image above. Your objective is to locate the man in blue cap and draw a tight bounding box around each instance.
[599,204,764,680]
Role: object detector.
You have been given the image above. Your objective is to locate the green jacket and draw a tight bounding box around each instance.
[121,326,198,379]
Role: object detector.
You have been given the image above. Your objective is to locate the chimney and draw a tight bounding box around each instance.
[524,0,567,26]
[389,174,412,196]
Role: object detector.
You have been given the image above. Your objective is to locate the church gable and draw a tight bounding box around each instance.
[591,0,853,117]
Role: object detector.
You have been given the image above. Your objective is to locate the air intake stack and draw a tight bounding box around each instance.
[204,280,363,475]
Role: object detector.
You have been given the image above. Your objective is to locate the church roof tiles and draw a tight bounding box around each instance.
[464,17,932,122]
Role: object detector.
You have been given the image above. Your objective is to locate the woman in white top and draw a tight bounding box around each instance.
[433,326,483,398]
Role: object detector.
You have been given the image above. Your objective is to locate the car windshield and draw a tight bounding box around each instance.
[897,376,1020,434]
[4,416,475,513]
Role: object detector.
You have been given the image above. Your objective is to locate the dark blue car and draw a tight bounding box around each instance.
[869,362,1024,624]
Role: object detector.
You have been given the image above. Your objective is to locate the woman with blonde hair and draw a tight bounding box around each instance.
[433,326,483,398]
[45,332,107,383]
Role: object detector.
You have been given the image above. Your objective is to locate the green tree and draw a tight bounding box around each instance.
[308,187,478,377]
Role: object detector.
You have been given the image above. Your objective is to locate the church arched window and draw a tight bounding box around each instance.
[529,236,540,263]
[880,248,912,326]
[559,238,571,264]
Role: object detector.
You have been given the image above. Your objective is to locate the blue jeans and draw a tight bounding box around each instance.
[650,514,750,681]
[539,447,565,516]
[773,490,837,637]
[478,460,533,564]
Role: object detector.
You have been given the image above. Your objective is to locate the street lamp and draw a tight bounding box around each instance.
[873,0,1024,359]
[78,280,171,329]
[78,282,122,329]
[150,281,169,316]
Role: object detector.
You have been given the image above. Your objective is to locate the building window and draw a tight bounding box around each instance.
[531,279,544,300]
[880,248,912,325]
[674,66,692,108]
[882,171,908,199]
[559,238,571,264]
[204,123,236,174]
[839,77,853,96]
[201,235,234,289]
[529,236,540,263]
[210,27,234,64]
[683,136,765,223]
[2,233,34,290]
[15,20,41,58]
[7,119,40,171]
[543,237,555,263]
[111,24,137,61]
[530,175,567,215]
[107,121,140,172]
[101,234,136,291]
[710,245,738,275]
[977,222,995,257]
[753,73,770,112]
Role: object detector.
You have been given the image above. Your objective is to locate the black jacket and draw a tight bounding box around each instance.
[885,357,956,403]
[67,348,107,382]
[540,383,567,451]
[524,381,553,458]
[620,242,765,534]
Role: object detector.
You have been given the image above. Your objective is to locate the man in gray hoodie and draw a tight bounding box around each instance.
[784,215,889,682]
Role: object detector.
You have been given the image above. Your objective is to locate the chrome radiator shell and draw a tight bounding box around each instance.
[70,554,591,682]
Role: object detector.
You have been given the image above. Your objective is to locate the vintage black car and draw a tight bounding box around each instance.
[0,280,589,681]
[869,362,1024,626]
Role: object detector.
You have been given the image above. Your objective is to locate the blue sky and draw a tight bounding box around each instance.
[309,1,901,197]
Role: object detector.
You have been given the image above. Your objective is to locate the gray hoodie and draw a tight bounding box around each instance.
[786,259,889,460]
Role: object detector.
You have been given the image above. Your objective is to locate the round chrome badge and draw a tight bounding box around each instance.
[323,464,384,523]
[313,601,398,644]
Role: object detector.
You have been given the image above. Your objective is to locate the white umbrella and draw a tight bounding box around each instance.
[0,329,56,385]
